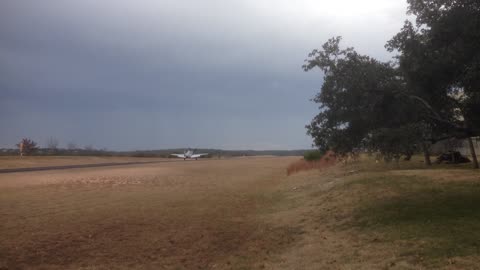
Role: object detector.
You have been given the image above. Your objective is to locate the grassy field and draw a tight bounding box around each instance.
[272,155,480,269]
[1,155,480,269]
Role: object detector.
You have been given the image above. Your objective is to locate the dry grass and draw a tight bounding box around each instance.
[2,155,480,269]
[0,157,300,269]
[286,151,337,176]
[276,155,480,269]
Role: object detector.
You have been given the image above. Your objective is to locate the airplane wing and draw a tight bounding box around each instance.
[170,154,186,158]
[191,153,209,158]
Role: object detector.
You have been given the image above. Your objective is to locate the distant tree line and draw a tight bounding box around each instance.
[2,140,309,158]
[4,138,112,157]
[304,0,480,168]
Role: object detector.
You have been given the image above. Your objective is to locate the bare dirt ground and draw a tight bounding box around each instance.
[2,156,480,269]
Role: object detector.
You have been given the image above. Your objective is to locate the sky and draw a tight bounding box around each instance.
[1,0,409,150]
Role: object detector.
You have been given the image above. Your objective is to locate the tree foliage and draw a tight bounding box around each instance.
[16,138,38,156]
[387,0,480,137]
[304,0,479,168]
[304,37,425,157]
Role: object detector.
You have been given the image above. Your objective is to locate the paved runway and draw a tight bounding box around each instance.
[0,159,204,174]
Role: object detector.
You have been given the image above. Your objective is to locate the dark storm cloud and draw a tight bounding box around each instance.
[0,0,407,150]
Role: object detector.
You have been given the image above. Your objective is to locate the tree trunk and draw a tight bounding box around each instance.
[394,155,400,168]
[422,142,432,166]
[404,151,413,161]
[467,137,479,169]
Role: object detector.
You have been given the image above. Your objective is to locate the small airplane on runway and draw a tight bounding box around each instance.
[170,149,209,160]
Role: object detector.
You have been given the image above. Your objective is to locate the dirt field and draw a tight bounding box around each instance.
[2,156,480,269]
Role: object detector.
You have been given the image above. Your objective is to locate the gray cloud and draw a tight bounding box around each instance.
[0,0,408,150]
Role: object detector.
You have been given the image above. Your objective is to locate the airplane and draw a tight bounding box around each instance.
[170,149,209,160]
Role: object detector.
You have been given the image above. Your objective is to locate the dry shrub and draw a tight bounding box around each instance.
[287,151,337,176]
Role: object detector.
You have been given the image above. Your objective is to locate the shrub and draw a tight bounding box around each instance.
[287,151,337,175]
[303,150,324,161]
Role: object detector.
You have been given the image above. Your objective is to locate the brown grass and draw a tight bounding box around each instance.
[0,157,300,269]
[286,150,337,175]
[3,155,480,269]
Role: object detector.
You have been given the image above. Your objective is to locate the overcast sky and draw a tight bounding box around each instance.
[1,0,409,150]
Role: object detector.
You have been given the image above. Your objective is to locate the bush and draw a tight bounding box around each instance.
[287,150,337,175]
[303,150,324,161]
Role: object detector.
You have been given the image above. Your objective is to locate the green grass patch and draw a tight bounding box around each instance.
[349,174,480,263]
[351,154,478,172]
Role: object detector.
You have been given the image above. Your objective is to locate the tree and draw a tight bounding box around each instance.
[16,138,38,156]
[46,137,59,153]
[304,0,479,168]
[363,124,429,164]
[303,37,431,162]
[386,0,480,168]
[304,37,387,154]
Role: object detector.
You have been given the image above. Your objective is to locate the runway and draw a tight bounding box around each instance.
[0,159,205,174]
